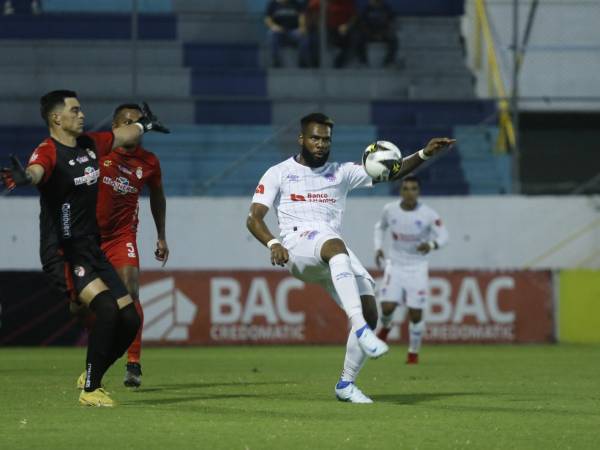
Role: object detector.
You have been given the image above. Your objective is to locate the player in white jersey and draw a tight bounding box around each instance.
[374,175,449,364]
[246,113,455,403]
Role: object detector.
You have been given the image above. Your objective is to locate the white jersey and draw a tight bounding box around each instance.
[374,201,448,265]
[251,157,372,238]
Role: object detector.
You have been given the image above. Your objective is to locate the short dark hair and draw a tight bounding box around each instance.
[402,174,420,186]
[40,90,78,126]
[113,103,143,120]
[300,112,334,132]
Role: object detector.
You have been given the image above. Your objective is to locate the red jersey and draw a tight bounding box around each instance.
[96,146,162,241]
[307,0,357,28]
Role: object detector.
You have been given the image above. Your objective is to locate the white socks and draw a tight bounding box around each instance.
[340,326,367,383]
[328,254,367,330]
[409,320,425,353]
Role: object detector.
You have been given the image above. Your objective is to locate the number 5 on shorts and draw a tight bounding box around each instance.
[126,242,136,258]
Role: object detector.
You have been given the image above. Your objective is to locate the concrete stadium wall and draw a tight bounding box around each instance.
[1,196,598,270]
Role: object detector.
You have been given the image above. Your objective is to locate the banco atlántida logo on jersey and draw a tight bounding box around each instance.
[74,166,100,186]
[102,176,138,195]
[290,192,336,204]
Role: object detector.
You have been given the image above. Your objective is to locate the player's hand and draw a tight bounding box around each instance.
[270,243,289,267]
[1,155,31,193]
[138,102,171,134]
[270,24,284,33]
[155,239,170,267]
[423,138,456,158]
[375,249,385,269]
[416,242,432,255]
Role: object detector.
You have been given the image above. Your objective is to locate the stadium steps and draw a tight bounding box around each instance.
[0,13,177,40]
[0,40,183,67]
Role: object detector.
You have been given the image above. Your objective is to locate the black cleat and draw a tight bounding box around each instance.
[124,362,142,388]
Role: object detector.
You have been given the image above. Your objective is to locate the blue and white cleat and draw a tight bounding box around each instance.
[356,325,389,359]
[335,381,374,404]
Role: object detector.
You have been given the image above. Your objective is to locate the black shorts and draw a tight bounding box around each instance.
[41,235,129,302]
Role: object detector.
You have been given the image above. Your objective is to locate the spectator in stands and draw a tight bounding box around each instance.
[264,0,312,68]
[357,0,398,67]
[307,0,359,68]
[3,0,41,15]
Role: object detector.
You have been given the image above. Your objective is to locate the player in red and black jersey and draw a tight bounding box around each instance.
[97,103,169,388]
[1,90,169,407]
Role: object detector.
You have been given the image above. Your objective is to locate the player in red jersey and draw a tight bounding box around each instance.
[97,103,169,388]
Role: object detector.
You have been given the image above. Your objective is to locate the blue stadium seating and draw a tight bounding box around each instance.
[0,13,177,39]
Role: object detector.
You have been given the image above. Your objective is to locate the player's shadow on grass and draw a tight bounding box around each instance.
[371,392,481,405]
[126,393,261,406]
[138,381,291,393]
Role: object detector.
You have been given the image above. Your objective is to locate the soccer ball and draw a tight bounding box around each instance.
[362,141,403,181]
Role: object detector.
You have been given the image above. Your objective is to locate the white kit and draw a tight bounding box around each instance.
[374,201,449,308]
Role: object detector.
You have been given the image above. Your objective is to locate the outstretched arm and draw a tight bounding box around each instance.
[112,102,171,149]
[246,203,289,267]
[1,156,44,191]
[390,137,456,181]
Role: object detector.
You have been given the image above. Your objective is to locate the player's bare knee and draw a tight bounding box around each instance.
[409,308,422,323]
[361,295,378,329]
[320,238,348,263]
[118,266,139,299]
[125,279,139,300]
[381,301,397,317]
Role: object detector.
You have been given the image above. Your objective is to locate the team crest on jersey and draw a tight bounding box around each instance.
[136,167,143,179]
[415,220,423,228]
[76,155,89,164]
[104,160,112,167]
[86,149,96,160]
[73,266,85,277]
[324,172,336,182]
[68,159,76,166]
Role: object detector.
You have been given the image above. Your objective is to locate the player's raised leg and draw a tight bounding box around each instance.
[321,238,388,359]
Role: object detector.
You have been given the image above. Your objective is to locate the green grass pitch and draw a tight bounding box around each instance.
[1,345,599,449]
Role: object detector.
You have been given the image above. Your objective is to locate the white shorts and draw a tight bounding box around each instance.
[379,260,428,309]
[283,229,375,308]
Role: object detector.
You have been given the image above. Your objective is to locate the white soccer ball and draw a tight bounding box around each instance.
[362,141,403,181]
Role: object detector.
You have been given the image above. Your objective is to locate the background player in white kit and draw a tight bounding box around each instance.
[247,113,455,403]
[374,175,449,364]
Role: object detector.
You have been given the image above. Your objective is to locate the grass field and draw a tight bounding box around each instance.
[1,345,599,449]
